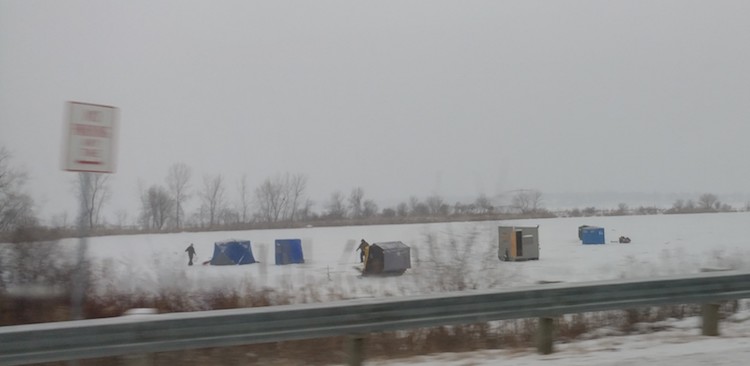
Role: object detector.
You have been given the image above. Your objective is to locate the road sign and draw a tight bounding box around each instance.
[63,101,118,173]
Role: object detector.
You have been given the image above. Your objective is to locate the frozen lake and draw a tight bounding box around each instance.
[54,211,750,300]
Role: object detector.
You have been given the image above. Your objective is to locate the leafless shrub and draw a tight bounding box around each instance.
[0,236,81,325]
[417,226,516,292]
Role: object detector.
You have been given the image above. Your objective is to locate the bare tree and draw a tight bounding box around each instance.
[136,179,148,228]
[76,173,111,229]
[426,194,449,216]
[453,202,469,215]
[396,202,409,217]
[348,187,364,219]
[285,173,308,222]
[362,199,379,218]
[218,207,240,225]
[698,193,719,212]
[325,191,347,219]
[237,174,251,223]
[166,163,191,229]
[474,194,494,214]
[511,189,543,214]
[582,206,598,216]
[139,185,173,230]
[528,190,544,212]
[719,203,734,212]
[254,173,308,223]
[200,174,225,228]
[297,198,315,221]
[254,176,286,222]
[409,196,429,216]
[0,146,36,231]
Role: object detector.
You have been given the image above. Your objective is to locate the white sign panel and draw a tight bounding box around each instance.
[63,101,118,173]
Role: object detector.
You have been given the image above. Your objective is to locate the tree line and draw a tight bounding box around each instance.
[0,145,746,240]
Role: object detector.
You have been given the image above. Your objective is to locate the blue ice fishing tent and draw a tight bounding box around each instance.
[209,240,256,265]
[580,226,605,245]
[275,239,304,265]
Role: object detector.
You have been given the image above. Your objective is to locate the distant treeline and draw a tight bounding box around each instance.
[2,191,744,244]
[1,145,746,243]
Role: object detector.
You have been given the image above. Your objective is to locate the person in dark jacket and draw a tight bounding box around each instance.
[356,239,370,263]
[185,243,197,266]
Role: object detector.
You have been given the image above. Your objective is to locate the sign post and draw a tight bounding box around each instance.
[63,101,119,320]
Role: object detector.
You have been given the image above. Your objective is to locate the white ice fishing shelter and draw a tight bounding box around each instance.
[498,226,540,261]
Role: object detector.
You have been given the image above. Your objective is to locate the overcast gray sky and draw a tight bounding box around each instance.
[2,1,750,223]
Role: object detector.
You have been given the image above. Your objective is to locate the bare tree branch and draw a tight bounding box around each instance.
[166,163,191,229]
[76,173,111,229]
[200,174,225,228]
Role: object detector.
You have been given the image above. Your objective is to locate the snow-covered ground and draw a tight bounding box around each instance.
[366,311,750,365]
[10,212,750,364]
[65,211,750,298]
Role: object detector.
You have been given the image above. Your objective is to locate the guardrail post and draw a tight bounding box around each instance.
[346,335,365,366]
[120,308,157,366]
[702,303,720,336]
[537,317,554,354]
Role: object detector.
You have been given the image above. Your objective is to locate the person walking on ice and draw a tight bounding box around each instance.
[185,243,197,266]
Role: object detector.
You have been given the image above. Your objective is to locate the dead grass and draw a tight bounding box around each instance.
[3,287,744,365]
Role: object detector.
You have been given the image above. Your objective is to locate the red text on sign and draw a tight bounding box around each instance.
[73,123,109,138]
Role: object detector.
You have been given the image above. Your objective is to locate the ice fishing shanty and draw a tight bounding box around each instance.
[362,241,411,276]
[275,238,304,265]
[498,225,540,261]
[209,240,257,265]
[579,225,605,245]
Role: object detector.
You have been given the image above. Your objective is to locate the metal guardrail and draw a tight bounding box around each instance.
[2,270,750,365]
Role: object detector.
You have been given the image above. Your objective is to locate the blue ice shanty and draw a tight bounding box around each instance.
[579,226,605,245]
[209,240,257,265]
[275,239,305,265]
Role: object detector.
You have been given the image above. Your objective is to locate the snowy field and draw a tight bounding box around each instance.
[61,211,750,299]
[24,212,750,364]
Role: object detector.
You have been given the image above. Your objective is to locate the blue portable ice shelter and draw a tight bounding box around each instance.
[210,240,256,265]
[275,239,304,265]
[580,227,605,245]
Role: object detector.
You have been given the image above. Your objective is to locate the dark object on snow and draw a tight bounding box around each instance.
[275,239,305,265]
[362,241,411,276]
[580,226,605,245]
[185,244,197,266]
[209,240,256,265]
[619,236,631,244]
[356,239,370,263]
[498,226,540,261]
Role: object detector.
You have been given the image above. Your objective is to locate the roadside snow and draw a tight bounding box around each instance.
[363,311,750,366]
